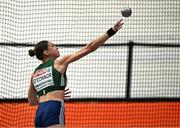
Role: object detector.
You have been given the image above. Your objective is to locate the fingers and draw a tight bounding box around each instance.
[65,91,72,95]
[65,95,71,98]
[113,19,124,32]
[65,88,69,92]
[117,22,124,29]
[116,19,124,27]
[64,92,71,99]
[64,87,71,98]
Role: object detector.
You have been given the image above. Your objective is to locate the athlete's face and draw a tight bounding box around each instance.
[47,42,60,58]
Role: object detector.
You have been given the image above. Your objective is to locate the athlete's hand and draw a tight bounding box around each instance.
[112,19,124,33]
[64,87,71,100]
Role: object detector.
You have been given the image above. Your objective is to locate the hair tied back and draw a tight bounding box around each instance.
[28,49,36,57]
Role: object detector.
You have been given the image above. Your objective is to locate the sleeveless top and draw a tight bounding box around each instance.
[32,59,67,97]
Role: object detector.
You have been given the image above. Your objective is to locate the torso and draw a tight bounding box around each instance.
[33,59,68,103]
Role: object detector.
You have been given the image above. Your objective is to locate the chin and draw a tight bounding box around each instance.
[56,54,60,58]
[53,52,60,58]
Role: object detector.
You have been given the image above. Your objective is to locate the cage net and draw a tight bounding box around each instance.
[0,0,180,127]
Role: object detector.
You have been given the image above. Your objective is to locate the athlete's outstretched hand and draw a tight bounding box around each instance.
[112,19,124,33]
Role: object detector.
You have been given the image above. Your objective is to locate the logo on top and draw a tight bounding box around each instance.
[34,68,48,77]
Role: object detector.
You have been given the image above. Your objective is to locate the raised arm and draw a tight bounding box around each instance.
[55,20,123,70]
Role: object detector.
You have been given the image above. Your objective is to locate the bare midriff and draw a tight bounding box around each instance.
[39,90,64,103]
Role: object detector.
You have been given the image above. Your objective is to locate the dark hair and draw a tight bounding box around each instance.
[28,40,49,60]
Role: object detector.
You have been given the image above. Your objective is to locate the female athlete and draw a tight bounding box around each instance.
[28,19,123,128]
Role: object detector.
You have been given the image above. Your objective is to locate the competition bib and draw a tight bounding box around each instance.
[33,66,54,92]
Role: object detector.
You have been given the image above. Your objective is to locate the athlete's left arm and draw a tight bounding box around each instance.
[55,20,123,72]
[28,73,39,106]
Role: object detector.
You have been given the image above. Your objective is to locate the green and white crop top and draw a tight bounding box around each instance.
[32,59,67,97]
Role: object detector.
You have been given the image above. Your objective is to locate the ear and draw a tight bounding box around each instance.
[43,50,49,56]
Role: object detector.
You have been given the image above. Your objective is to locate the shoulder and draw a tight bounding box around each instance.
[54,56,70,73]
[54,55,71,65]
[34,62,43,72]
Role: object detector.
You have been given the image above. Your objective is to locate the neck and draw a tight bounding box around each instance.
[42,58,53,63]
